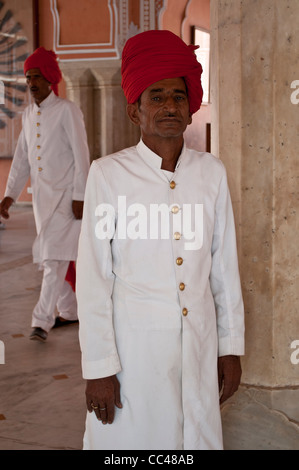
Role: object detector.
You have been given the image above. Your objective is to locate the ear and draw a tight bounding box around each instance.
[127,103,140,126]
[188,112,192,126]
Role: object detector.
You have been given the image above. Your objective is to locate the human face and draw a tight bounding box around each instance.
[25,68,52,105]
[127,77,192,144]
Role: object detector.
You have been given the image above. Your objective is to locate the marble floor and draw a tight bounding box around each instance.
[0,204,298,451]
[0,204,86,450]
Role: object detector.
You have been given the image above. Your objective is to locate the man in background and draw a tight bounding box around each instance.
[0,47,90,342]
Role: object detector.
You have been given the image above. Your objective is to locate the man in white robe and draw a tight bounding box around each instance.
[76,30,245,450]
[0,47,90,341]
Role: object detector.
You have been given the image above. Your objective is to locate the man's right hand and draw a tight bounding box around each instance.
[0,197,14,219]
[85,375,122,425]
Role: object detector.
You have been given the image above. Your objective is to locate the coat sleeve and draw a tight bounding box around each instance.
[76,161,121,380]
[4,124,30,201]
[210,164,245,357]
[62,102,90,201]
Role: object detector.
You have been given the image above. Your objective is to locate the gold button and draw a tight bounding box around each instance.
[170,181,176,189]
[37,145,41,149]
[171,205,180,214]
[37,111,41,115]
[37,156,41,160]
[182,308,188,317]
[37,134,41,138]
[179,283,185,291]
[38,167,43,172]
[176,257,183,266]
[174,232,181,240]
[37,123,40,127]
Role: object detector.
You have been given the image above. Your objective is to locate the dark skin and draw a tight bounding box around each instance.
[85,78,242,424]
[0,68,83,220]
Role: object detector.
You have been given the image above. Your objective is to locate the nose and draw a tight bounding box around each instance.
[163,96,178,112]
[27,77,37,87]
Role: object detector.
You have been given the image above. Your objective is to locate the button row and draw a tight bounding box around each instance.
[176,257,188,316]
[170,184,188,316]
[36,112,42,170]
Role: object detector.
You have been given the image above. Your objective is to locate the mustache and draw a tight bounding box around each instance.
[158,113,181,121]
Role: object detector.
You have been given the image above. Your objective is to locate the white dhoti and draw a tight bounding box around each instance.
[32,260,78,332]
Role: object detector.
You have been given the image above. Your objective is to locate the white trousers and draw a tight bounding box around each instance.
[32,260,77,332]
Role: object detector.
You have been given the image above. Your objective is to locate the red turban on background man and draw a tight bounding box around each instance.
[121,30,203,115]
[24,47,62,96]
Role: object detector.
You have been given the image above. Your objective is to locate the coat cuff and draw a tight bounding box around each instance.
[81,353,121,380]
[218,336,245,357]
[72,191,85,201]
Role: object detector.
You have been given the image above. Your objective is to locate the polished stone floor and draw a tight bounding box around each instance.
[0,205,298,451]
[0,204,86,450]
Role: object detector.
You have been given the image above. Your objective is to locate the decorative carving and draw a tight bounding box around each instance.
[0,0,31,162]
[0,0,28,131]
[50,0,119,60]
[51,0,167,61]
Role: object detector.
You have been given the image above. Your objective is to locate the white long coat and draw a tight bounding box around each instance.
[76,140,245,450]
[4,91,90,263]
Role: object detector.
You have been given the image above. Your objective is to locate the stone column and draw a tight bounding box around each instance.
[60,65,98,161]
[92,65,140,158]
[210,0,299,449]
[60,61,140,162]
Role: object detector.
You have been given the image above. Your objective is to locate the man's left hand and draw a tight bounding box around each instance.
[72,200,84,219]
[218,355,242,404]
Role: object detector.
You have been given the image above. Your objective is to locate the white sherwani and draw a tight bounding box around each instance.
[4,91,90,263]
[76,140,245,450]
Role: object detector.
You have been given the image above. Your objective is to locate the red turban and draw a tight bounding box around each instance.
[24,47,62,96]
[121,30,203,115]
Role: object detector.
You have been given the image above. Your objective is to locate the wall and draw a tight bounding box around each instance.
[161,0,211,153]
